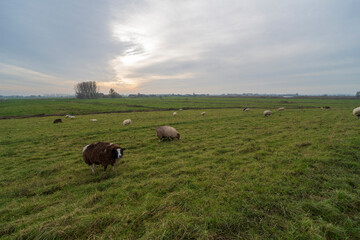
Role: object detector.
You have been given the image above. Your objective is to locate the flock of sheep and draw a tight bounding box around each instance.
[54,106,360,173]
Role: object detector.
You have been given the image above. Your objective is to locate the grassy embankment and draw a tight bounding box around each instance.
[0,97,360,239]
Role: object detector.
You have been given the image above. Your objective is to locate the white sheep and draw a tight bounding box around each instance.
[243,108,250,112]
[70,116,76,119]
[173,112,177,116]
[123,119,132,125]
[156,126,181,141]
[200,112,206,116]
[353,107,360,119]
[278,107,285,111]
[179,108,183,111]
[90,119,97,122]
[263,110,272,117]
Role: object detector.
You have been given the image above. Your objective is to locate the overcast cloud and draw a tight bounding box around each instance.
[0,0,359,95]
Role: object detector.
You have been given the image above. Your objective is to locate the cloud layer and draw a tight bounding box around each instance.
[1,0,359,95]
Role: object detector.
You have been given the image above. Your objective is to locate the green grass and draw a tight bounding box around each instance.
[0,98,360,239]
[2,97,360,117]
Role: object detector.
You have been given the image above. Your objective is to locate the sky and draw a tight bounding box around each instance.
[0,0,359,96]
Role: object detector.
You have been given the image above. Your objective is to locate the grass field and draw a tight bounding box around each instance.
[1,97,360,239]
[2,97,360,117]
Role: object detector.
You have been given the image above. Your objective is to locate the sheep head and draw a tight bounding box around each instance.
[112,148,125,164]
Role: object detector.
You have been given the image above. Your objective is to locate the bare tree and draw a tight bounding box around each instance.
[74,81,99,99]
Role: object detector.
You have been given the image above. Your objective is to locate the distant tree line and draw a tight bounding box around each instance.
[74,81,122,99]
[74,81,360,99]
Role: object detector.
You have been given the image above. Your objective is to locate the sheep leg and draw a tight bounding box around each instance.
[104,165,108,171]
[91,164,95,173]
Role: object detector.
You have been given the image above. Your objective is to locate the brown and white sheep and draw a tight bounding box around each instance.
[200,112,206,116]
[82,142,125,173]
[156,126,181,141]
[243,108,250,111]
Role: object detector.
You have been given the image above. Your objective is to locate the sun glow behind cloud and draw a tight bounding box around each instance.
[112,23,158,66]
[109,21,162,90]
[107,1,207,92]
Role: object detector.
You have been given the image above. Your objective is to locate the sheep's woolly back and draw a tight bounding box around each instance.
[201,112,206,116]
[173,112,177,116]
[278,107,285,111]
[123,119,132,125]
[353,107,360,116]
[263,110,272,116]
[156,126,180,140]
[82,142,123,167]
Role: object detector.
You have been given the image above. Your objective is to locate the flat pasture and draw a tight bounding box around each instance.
[0,97,360,239]
[2,97,360,117]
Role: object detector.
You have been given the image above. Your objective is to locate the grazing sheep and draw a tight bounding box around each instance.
[173,112,177,116]
[179,108,183,111]
[90,119,97,122]
[263,110,272,117]
[353,107,360,119]
[70,116,76,119]
[200,112,206,116]
[156,126,181,141]
[53,119,62,123]
[278,107,285,111]
[82,142,125,173]
[123,119,131,126]
[243,108,250,111]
